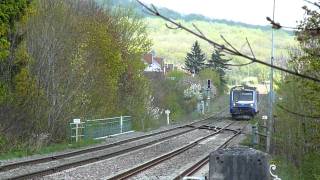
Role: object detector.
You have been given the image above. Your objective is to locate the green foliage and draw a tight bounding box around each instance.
[198,68,220,88]
[0,139,101,160]
[271,156,300,180]
[145,17,295,83]
[0,0,152,153]
[301,152,320,180]
[207,49,230,90]
[166,70,185,80]
[185,41,206,74]
[273,4,320,180]
[0,0,30,60]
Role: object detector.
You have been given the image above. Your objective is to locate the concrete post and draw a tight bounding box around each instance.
[120,116,123,133]
[75,123,79,142]
[256,125,259,144]
[165,110,171,125]
[209,147,270,180]
[73,118,81,142]
[252,124,259,145]
[201,100,205,114]
[252,125,257,145]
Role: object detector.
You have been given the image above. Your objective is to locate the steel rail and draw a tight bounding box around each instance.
[107,121,236,180]
[173,126,244,179]
[0,108,228,173]
[2,111,230,179]
[4,125,203,179]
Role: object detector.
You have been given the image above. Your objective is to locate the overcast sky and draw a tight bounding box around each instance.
[140,0,309,27]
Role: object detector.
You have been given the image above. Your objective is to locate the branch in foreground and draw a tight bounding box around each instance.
[215,60,254,67]
[304,0,320,9]
[277,104,320,119]
[136,0,320,83]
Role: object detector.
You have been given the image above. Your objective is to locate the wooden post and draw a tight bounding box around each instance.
[209,147,270,180]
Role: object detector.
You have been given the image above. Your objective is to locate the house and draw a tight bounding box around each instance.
[142,51,164,72]
[142,51,178,75]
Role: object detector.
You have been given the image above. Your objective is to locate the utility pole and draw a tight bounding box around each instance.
[267,0,276,153]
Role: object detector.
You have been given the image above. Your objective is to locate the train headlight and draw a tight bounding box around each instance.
[233,103,236,106]
[250,103,254,107]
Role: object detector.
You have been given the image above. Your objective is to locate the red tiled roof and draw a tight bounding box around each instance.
[143,54,152,64]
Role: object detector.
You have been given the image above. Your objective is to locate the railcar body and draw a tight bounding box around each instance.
[230,85,259,119]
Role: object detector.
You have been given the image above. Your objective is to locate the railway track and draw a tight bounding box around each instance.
[107,121,237,180]
[173,126,244,180]
[0,109,229,179]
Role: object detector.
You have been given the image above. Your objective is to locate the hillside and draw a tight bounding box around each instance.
[146,18,295,82]
[99,0,296,83]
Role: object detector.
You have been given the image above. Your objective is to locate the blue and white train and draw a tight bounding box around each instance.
[230,85,259,119]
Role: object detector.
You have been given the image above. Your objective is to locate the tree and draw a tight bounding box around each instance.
[207,49,230,90]
[0,0,153,153]
[184,41,206,74]
[273,4,320,179]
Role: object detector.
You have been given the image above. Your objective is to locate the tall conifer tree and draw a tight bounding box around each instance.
[185,41,206,74]
[207,49,230,86]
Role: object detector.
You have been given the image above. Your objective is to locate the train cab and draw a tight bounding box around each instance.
[230,85,259,119]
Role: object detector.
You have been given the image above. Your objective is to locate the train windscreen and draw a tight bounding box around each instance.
[233,90,253,101]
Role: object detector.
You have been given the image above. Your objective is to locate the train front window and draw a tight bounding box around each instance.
[233,91,253,101]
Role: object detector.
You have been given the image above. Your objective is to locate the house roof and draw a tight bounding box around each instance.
[143,54,153,64]
[142,52,164,66]
[154,57,164,66]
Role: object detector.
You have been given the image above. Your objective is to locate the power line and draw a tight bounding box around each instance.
[136,0,320,84]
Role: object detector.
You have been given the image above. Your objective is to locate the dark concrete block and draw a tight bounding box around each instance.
[209,147,270,180]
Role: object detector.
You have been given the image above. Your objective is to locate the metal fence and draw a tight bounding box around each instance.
[70,116,132,142]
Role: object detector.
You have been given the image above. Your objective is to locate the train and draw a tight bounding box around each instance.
[230,85,259,119]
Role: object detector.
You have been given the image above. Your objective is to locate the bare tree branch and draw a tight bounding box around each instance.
[304,0,320,9]
[192,23,205,37]
[136,0,320,83]
[220,35,241,55]
[150,4,160,15]
[277,104,320,119]
[246,37,256,60]
[266,15,320,31]
[216,60,255,67]
[165,23,180,30]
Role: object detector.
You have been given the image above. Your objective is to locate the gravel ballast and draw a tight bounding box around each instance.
[44,129,213,179]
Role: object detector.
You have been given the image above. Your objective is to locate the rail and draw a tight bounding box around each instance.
[107,121,236,180]
[0,110,229,179]
[174,127,243,179]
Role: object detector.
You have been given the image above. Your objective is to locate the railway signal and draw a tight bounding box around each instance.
[207,79,211,89]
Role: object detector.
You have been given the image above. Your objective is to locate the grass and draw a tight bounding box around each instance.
[0,139,102,160]
[271,156,300,180]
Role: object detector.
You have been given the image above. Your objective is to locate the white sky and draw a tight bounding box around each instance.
[140,0,309,27]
